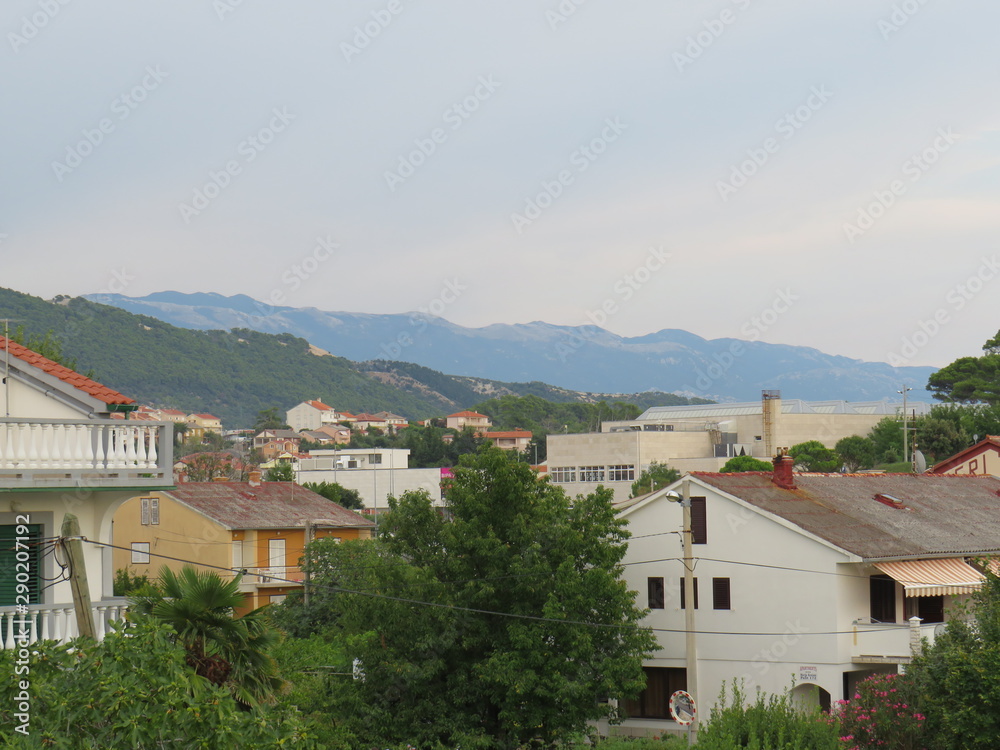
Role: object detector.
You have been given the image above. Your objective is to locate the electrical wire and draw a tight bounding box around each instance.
[81,538,907,638]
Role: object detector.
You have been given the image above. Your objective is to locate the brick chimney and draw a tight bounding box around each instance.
[771,453,796,490]
[249,470,262,487]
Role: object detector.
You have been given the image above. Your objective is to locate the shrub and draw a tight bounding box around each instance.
[696,680,840,750]
[833,673,925,750]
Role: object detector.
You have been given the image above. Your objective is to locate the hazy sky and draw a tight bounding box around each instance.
[2,0,998,369]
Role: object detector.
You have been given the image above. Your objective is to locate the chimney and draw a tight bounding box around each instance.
[772,452,796,490]
[249,470,262,487]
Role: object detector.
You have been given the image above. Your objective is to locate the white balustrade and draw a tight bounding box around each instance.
[0,420,169,480]
[0,604,129,649]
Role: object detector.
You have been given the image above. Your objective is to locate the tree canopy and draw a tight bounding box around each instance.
[720,455,774,472]
[277,447,656,749]
[927,330,1000,405]
[629,461,680,497]
[788,440,841,472]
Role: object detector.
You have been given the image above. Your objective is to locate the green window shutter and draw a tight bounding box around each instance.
[0,524,42,606]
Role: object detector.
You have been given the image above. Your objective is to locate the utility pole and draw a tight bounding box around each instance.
[668,482,699,743]
[303,519,313,606]
[897,386,912,466]
[61,514,96,639]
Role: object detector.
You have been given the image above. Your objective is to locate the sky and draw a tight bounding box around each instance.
[2,0,999,370]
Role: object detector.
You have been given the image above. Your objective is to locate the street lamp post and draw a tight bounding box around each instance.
[667,484,698,743]
[897,386,912,466]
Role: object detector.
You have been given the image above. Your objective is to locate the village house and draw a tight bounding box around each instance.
[286,399,344,432]
[112,474,374,613]
[929,435,1000,476]
[483,429,533,452]
[446,410,492,432]
[0,336,174,643]
[612,458,1000,737]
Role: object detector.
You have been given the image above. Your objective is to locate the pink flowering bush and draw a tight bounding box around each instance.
[834,673,925,750]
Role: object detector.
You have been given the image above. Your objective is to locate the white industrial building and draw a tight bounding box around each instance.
[295,448,443,510]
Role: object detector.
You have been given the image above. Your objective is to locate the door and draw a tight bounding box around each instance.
[267,538,286,577]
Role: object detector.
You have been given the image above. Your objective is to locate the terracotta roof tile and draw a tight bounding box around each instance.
[167,482,376,530]
[0,335,134,406]
[448,410,489,418]
[306,400,332,411]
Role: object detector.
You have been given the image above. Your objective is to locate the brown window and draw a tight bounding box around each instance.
[648,577,665,609]
[691,496,707,544]
[906,595,944,624]
[713,577,731,610]
[679,577,699,610]
[623,667,687,719]
[870,575,897,623]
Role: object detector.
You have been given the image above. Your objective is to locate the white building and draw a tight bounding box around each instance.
[0,336,174,645]
[612,459,999,737]
[286,399,344,432]
[296,448,443,509]
[548,395,931,502]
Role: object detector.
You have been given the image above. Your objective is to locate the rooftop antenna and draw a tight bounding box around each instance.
[1,319,22,418]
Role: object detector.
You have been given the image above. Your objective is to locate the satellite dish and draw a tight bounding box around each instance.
[934,623,947,637]
[914,450,927,473]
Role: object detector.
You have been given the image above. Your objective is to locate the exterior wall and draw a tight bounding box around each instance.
[617,480,923,734]
[287,403,322,432]
[112,492,230,581]
[0,377,89,419]
[935,447,1000,476]
[447,415,491,431]
[776,414,884,453]
[295,467,444,508]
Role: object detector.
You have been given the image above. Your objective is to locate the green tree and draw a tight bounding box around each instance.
[788,440,841,472]
[129,566,284,708]
[302,481,364,510]
[254,407,290,431]
[835,435,876,472]
[629,461,680,498]
[914,416,970,462]
[927,331,1000,405]
[904,565,1000,749]
[113,567,152,596]
[290,448,657,749]
[868,416,905,465]
[265,463,295,482]
[720,455,774,472]
[0,619,315,748]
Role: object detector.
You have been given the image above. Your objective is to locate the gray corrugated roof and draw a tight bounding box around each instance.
[694,472,1000,560]
[639,399,931,421]
[166,482,375,530]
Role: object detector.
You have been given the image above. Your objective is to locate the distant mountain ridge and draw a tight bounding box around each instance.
[87,291,938,403]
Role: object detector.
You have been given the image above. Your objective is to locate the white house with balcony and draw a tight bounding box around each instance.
[612,458,1000,737]
[296,448,443,510]
[0,336,173,647]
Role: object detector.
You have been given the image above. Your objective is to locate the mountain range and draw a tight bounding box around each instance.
[87,291,937,403]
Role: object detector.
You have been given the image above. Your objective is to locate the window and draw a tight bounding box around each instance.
[232,540,244,571]
[648,577,665,609]
[368,454,382,464]
[131,542,150,564]
[269,594,287,605]
[0,524,42,606]
[623,667,686,719]
[550,467,576,483]
[679,577,699,609]
[906,595,944,624]
[608,465,635,481]
[140,497,159,525]
[713,577,731,610]
[870,575,897,623]
[691,496,707,544]
[579,466,605,483]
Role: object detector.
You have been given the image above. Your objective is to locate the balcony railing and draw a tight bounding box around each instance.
[0,419,173,487]
[0,601,128,648]
[236,566,305,586]
[851,619,940,663]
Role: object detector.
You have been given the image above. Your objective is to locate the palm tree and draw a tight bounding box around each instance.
[129,566,283,707]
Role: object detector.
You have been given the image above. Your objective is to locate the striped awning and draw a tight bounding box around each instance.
[874,558,984,597]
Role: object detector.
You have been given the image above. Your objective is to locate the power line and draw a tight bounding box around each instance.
[82,538,903,638]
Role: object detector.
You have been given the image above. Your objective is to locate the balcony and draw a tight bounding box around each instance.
[237,567,305,588]
[851,619,941,664]
[0,601,129,648]
[0,419,174,488]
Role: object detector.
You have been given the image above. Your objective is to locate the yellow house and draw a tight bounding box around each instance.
[112,477,375,613]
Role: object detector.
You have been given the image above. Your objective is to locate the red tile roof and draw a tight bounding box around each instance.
[192,413,221,420]
[353,413,386,422]
[167,482,375,530]
[930,436,1000,474]
[306,400,332,411]
[485,430,533,439]
[0,335,134,406]
[448,410,489,418]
